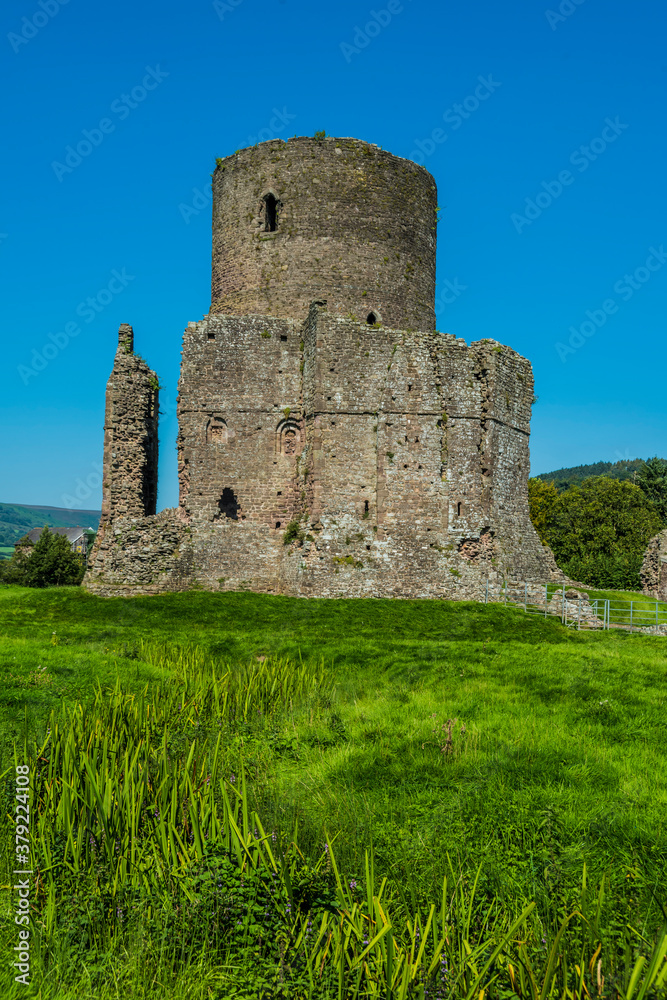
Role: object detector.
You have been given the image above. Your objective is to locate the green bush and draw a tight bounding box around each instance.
[0,527,84,587]
[560,551,644,590]
[529,476,663,588]
[636,456,667,521]
[282,520,305,546]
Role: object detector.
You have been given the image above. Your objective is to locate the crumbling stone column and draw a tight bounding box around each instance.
[100,324,159,523]
[641,529,667,599]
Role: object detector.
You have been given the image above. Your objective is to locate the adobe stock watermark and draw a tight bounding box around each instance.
[545,0,587,31]
[61,462,103,510]
[179,108,296,223]
[213,0,244,20]
[8,0,70,54]
[17,268,135,385]
[435,276,468,312]
[179,183,212,224]
[51,65,169,182]
[340,0,413,63]
[511,117,628,234]
[159,392,178,419]
[556,245,666,362]
[410,75,501,164]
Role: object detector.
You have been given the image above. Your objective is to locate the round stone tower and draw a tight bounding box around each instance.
[210,136,437,332]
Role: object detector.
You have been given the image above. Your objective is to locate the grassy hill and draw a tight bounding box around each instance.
[532,457,661,491]
[0,502,100,552]
[0,585,665,998]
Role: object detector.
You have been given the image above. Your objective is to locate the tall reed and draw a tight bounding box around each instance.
[14,645,667,998]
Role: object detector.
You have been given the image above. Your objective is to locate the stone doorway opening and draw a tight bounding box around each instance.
[218,488,239,520]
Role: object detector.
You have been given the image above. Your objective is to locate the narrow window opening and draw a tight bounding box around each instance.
[207,331,215,341]
[264,193,278,232]
[367,312,377,325]
[276,521,281,529]
[280,334,287,342]
[218,487,239,521]
[457,502,462,517]
[364,500,369,514]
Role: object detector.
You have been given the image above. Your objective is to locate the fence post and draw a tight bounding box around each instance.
[578,595,581,631]
[524,581,527,612]
[630,600,633,633]
[562,585,566,624]
[544,583,548,618]
[485,579,488,605]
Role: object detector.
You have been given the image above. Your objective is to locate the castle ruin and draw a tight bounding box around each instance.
[85,136,559,599]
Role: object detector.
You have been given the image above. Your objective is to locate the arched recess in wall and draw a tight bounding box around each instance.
[276,418,302,457]
[206,415,228,444]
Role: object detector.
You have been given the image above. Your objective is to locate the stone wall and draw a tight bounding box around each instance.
[86,305,559,599]
[85,509,193,596]
[641,530,667,600]
[100,324,159,523]
[211,137,437,333]
[86,324,160,584]
[177,313,302,529]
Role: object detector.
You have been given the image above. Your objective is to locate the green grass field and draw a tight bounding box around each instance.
[0,584,666,999]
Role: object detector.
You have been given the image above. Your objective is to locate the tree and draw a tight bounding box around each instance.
[636,457,667,522]
[527,478,560,545]
[528,476,663,589]
[0,527,85,587]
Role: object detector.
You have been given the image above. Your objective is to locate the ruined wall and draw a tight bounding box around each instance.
[211,137,437,333]
[177,313,304,530]
[100,324,159,523]
[84,303,555,599]
[641,530,667,600]
[296,304,557,591]
[85,324,160,590]
[85,510,193,596]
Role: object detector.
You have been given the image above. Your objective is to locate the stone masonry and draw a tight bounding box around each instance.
[100,324,159,523]
[641,530,667,600]
[85,136,560,598]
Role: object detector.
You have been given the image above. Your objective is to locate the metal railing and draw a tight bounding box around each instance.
[484,580,667,633]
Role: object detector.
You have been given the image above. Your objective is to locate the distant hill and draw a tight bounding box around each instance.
[533,458,659,491]
[0,503,101,552]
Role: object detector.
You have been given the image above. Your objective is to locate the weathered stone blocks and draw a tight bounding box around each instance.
[85,137,559,599]
[211,137,437,333]
[641,530,667,600]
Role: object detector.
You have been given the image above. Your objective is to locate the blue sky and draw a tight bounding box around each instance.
[1,0,665,512]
